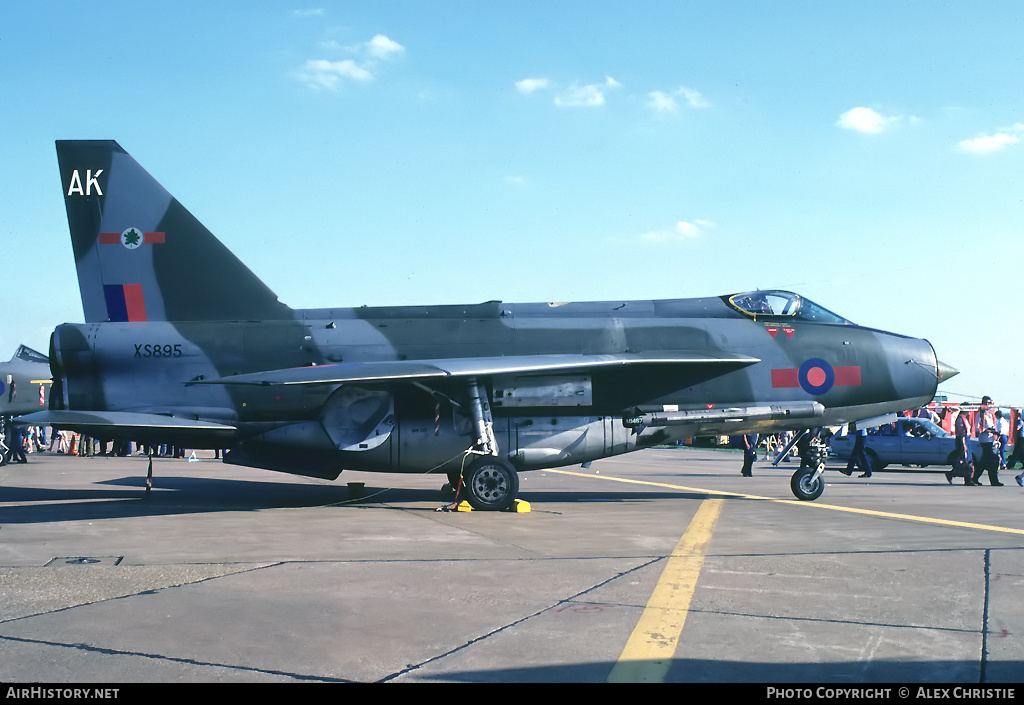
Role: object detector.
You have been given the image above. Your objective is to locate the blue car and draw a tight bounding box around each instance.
[829,417,982,473]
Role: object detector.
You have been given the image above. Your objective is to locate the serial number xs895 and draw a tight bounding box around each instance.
[134,343,183,358]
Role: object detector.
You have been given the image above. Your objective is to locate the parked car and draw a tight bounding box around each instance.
[829,417,983,473]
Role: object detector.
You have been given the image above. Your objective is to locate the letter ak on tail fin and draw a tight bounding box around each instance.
[56,140,292,323]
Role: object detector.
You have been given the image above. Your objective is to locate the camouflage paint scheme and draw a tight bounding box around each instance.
[19,141,957,507]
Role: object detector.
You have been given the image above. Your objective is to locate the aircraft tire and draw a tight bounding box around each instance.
[463,457,519,511]
[790,467,824,501]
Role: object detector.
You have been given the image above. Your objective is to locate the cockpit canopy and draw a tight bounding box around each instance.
[726,290,850,324]
[13,345,48,364]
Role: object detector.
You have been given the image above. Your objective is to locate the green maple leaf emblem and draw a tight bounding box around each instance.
[123,229,142,246]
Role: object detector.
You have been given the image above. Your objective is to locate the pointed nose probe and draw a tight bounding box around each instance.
[936,360,959,384]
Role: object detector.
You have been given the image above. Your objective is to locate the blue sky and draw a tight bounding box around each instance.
[2,2,1022,405]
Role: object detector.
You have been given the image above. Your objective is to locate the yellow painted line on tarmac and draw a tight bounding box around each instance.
[555,466,1024,683]
[607,496,724,683]
[548,468,1024,536]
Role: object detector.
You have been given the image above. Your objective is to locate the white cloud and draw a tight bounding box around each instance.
[554,76,621,108]
[297,33,404,90]
[515,78,550,94]
[519,75,709,114]
[647,86,710,115]
[639,219,714,243]
[958,124,1024,154]
[556,85,606,108]
[648,91,679,115]
[297,59,372,89]
[366,34,405,60]
[678,87,710,109]
[836,106,901,134]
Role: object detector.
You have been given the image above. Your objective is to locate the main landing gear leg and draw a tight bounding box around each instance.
[466,377,498,456]
[460,377,519,511]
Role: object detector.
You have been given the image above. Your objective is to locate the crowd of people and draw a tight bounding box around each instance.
[735,395,1024,486]
[944,396,1023,487]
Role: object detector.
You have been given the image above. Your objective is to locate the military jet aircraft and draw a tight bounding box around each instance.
[18,140,958,507]
[0,345,52,465]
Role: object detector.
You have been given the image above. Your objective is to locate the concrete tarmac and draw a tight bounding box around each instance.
[1,447,1022,684]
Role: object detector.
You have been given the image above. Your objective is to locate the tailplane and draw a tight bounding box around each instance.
[56,140,292,322]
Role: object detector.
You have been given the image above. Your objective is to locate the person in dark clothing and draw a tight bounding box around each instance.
[841,423,871,477]
[11,425,27,463]
[741,433,758,476]
[950,402,978,485]
[1006,410,1024,470]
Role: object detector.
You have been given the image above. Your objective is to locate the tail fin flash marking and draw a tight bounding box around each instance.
[103,284,148,322]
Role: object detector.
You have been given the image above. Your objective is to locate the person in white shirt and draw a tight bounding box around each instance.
[995,410,1010,471]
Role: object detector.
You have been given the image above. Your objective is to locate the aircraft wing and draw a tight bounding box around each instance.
[190,351,761,387]
[14,410,237,445]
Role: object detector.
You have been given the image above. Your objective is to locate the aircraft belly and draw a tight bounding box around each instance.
[327,413,648,475]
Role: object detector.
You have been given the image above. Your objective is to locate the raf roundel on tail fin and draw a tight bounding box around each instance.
[56,140,292,323]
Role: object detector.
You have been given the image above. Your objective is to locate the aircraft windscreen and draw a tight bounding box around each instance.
[728,291,850,324]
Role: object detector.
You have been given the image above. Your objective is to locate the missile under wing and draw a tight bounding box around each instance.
[20,140,957,507]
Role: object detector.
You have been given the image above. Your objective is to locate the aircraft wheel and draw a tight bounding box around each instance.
[463,457,519,511]
[790,467,824,501]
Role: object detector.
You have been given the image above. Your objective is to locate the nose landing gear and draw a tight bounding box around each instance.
[776,429,828,501]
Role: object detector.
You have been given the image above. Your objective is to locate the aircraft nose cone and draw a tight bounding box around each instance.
[936,360,959,384]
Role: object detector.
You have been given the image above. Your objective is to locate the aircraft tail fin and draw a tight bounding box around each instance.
[56,140,292,323]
